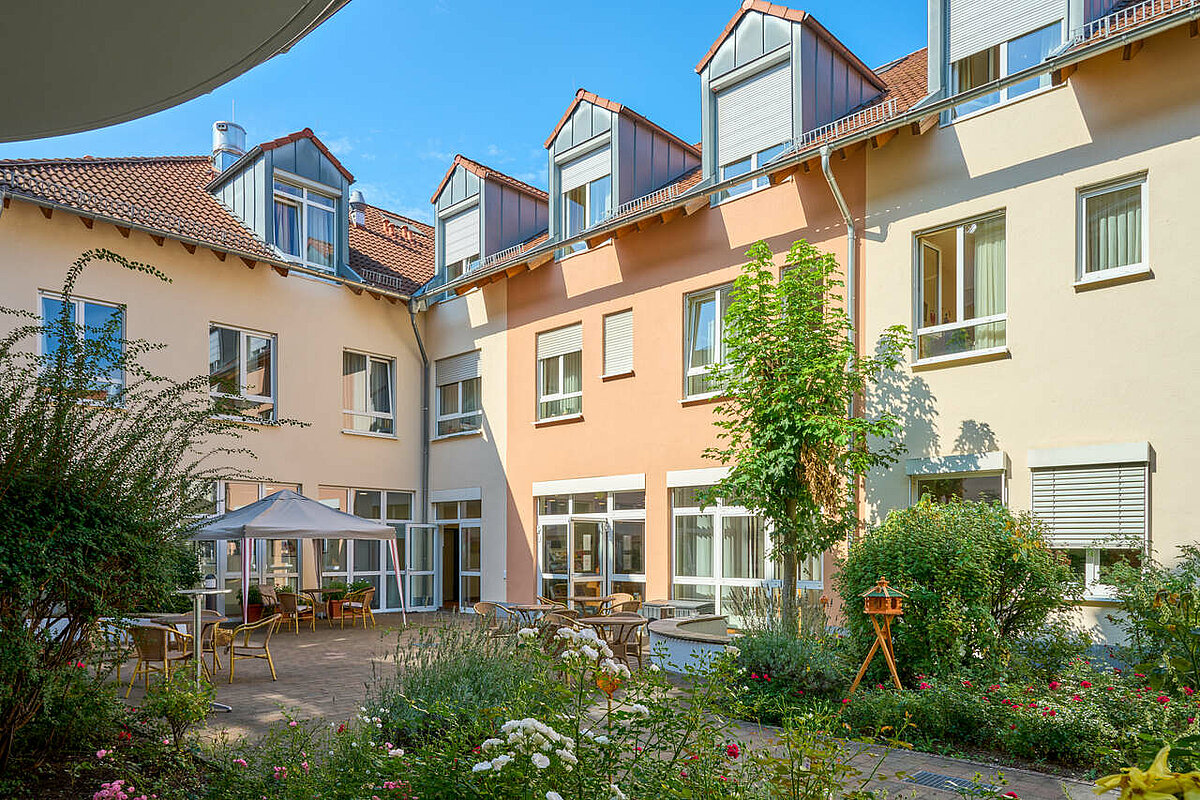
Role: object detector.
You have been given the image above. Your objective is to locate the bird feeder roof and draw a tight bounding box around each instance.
[860,578,908,600]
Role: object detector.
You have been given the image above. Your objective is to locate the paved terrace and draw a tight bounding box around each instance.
[114,612,1101,799]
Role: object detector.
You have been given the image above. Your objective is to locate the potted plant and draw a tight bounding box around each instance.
[238,584,264,622]
[322,580,349,620]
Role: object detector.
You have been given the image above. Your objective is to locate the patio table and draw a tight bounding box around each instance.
[578,613,648,667]
[568,595,607,615]
[300,588,328,621]
[513,603,559,624]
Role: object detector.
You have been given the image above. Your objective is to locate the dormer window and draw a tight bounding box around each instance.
[951,21,1061,118]
[716,142,788,203]
[273,178,337,271]
[562,171,611,253]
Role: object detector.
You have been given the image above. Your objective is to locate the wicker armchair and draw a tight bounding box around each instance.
[276,591,315,634]
[124,623,198,697]
[341,587,376,629]
[258,584,279,613]
[599,593,635,614]
[226,613,281,683]
[200,610,233,672]
[473,601,515,638]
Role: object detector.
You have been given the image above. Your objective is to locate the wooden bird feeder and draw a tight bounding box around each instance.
[848,578,907,695]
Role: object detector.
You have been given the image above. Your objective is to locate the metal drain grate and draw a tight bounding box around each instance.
[904,770,1000,794]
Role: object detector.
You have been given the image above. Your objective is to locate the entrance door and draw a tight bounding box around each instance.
[460,525,482,610]
[407,523,438,611]
[440,524,459,610]
[570,519,605,601]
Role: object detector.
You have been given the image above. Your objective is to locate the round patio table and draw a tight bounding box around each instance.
[174,588,232,713]
[578,613,648,666]
[568,595,607,615]
[300,588,328,621]
[513,603,559,624]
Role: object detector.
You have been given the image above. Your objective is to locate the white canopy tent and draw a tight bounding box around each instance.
[192,489,407,625]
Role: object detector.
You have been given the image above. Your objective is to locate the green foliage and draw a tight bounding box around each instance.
[704,240,908,625]
[1106,545,1200,689]
[142,668,216,749]
[0,250,286,771]
[837,498,1081,677]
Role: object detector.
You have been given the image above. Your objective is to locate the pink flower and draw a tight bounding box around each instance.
[918,682,931,690]
[842,698,851,704]
[1048,681,1061,690]
[680,770,688,779]
[1004,792,1019,798]
[1072,695,1083,702]
[1158,695,1171,705]
[1080,680,1092,688]
[750,672,759,679]
[1187,687,1196,697]
[875,683,884,690]
[288,720,298,727]
[1189,717,1196,724]
[726,743,740,759]
[95,749,110,760]
[233,758,247,767]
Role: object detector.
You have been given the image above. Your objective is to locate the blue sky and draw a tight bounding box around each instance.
[0,0,926,223]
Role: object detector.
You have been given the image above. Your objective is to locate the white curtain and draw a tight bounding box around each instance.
[1086,186,1141,273]
[972,217,1006,348]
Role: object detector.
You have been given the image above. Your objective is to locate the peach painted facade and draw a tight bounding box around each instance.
[500,160,865,606]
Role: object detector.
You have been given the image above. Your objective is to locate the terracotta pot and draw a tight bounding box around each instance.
[244,603,263,623]
[327,599,344,620]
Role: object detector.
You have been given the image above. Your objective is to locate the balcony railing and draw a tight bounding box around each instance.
[1072,0,1199,44]
[775,98,899,162]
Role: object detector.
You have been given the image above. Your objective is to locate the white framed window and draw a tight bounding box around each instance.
[951,21,1062,119]
[671,485,821,617]
[715,141,788,203]
[342,350,395,436]
[436,351,483,437]
[1033,461,1148,599]
[684,284,733,398]
[317,487,413,612]
[913,473,1005,504]
[562,174,612,254]
[536,489,646,604]
[209,324,276,421]
[536,324,583,421]
[1077,174,1147,282]
[38,292,125,401]
[915,212,1006,362]
[273,178,338,271]
[602,309,634,377]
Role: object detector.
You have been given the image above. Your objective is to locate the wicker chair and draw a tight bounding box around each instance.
[537,595,567,610]
[600,617,645,670]
[124,624,197,698]
[341,587,376,629]
[92,620,132,683]
[473,601,515,638]
[276,591,315,634]
[610,599,643,614]
[599,593,635,614]
[200,610,233,672]
[226,613,281,683]
[258,584,279,614]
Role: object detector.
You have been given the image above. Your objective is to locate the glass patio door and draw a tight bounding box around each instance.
[460,525,482,609]
[570,519,605,601]
[407,524,437,611]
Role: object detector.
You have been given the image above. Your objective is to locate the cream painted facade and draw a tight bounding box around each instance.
[0,199,426,614]
[862,28,1200,637]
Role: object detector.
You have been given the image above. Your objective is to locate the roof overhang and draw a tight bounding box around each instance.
[0,0,349,142]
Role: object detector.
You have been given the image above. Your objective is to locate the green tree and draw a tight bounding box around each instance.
[704,240,908,631]
[0,249,266,769]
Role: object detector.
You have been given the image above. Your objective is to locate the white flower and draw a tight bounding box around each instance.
[629,703,650,716]
[726,645,741,658]
[531,752,550,769]
[481,737,502,750]
[387,747,404,757]
[518,627,538,641]
[610,784,628,800]
[547,792,564,800]
[594,734,610,745]
[490,753,512,771]
[580,644,599,660]
[556,748,577,764]
[648,663,662,672]
[472,761,491,773]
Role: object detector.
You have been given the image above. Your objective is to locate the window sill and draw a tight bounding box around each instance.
[211,414,278,427]
[600,370,634,382]
[1074,265,1152,292]
[944,81,1063,127]
[679,393,727,407]
[432,429,483,442]
[533,413,584,428]
[911,346,1010,371]
[341,429,398,440]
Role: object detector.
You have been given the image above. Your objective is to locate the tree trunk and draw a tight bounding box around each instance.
[781,551,798,636]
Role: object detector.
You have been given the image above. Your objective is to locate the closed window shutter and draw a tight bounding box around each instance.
[435,350,480,386]
[443,206,480,265]
[603,310,633,375]
[537,323,583,361]
[948,0,1063,62]
[560,146,611,192]
[1031,463,1147,549]
[716,62,792,166]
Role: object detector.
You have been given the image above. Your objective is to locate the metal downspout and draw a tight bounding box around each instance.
[408,302,430,524]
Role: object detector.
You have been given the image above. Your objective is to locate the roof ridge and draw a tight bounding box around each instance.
[0,154,209,166]
[454,154,548,198]
[365,204,434,233]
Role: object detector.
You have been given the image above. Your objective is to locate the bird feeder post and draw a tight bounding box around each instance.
[848,577,907,695]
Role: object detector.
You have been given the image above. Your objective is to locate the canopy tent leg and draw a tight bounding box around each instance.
[242,536,251,621]
[388,538,408,627]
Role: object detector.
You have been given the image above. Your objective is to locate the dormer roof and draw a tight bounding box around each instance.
[430,154,547,205]
[543,88,701,156]
[206,127,354,190]
[695,1,885,92]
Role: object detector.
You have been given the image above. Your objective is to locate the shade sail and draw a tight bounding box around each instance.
[193,489,395,541]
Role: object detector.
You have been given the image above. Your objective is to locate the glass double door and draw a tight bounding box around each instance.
[407,524,437,611]
[539,519,645,604]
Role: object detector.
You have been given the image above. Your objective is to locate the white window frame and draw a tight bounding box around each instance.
[273,175,339,272]
[715,141,789,204]
[910,471,1007,505]
[342,349,396,438]
[913,211,1007,365]
[536,351,583,422]
[445,255,479,282]
[683,283,733,400]
[536,490,647,602]
[1076,174,1149,285]
[209,324,277,422]
[37,291,126,398]
[561,174,612,254]
[950,21,1063,122]
[436,376,483,438]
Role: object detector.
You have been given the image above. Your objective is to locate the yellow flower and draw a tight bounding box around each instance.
[1095,746,1178,799]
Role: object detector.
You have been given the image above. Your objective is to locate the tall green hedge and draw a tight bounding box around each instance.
[836,498,1080,678]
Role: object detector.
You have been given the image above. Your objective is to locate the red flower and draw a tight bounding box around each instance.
[750,673,759,680]
[726,743,740,759]
[336,723,346,734]
[987,685,1000,692]
[1048,681,1061,690]
[842,698,851,704]
[766,676,771,682]
[1158,695,1171,705]
[1187,687,1196,697]
[1072,695,1083,702]
[1005,792,1019,798]
[918,682,931,690]
[961,680,972,688]
[1010,724,1017,730]
[1079,680,1092,688]
[875,683,884,690]
[680,770,688,779]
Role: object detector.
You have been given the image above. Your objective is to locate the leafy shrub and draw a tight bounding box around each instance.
[142,669,216,749]
[837,498,1081,678]
[736,629,851,702]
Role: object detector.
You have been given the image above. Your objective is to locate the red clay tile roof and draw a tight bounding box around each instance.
[0,154,429,295]
[695,1,884,91]
[430,154,548,205]
[259,127,355,183]
[543,89,702,157]
[349,204,435,294]
[875,47,929,115]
